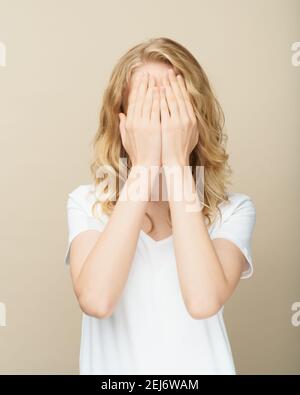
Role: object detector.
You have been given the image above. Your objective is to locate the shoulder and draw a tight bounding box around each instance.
[68,183,95,200]
[210,192,256,231]
[219,192,256,215]
[66,183,99,217]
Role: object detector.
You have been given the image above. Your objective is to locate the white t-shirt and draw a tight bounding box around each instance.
[64,184,256,375]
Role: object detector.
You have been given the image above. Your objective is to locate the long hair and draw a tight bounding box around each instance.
[90,37,232,231]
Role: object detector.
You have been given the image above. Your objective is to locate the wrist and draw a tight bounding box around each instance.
[162,155,189,168]
[125,164,160,202]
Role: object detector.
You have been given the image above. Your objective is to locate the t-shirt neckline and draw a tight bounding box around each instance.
[140,229,173,245]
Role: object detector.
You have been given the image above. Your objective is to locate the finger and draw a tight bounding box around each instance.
[163,74,180,123]
[176,73,196,122]
[127,71,143,124]
[151,86,160,124]
[134,71,149,118]
[159,86,170,128]
[167,69,189,121]
[142,74,155,119]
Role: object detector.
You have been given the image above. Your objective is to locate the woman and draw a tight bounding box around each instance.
[65,37,256,375]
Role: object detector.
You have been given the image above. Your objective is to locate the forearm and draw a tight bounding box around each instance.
[75,165,159,315]
[164,164,228,317]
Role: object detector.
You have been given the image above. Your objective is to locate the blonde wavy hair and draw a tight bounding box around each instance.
[90,37,232,231]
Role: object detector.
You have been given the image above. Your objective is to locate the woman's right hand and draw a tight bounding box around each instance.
[118,71,161,167]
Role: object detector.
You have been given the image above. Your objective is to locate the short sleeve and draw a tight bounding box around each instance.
[211,193,256,279]
[64,186,107,265]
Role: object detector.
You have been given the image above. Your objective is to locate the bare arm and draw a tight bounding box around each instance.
[164,164,247,319]
[69,71,161,318]
[70,166,158,318]
[160,68,248,319]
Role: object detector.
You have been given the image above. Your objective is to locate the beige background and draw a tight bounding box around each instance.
[0,0,299,374]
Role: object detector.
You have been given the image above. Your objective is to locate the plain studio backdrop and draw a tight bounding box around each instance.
[0,0,299,374]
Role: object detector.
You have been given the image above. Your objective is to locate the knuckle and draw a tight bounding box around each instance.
[152,101,159,109]
[182,116,190,126]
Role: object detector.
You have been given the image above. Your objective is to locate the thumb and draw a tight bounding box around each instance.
[118,112,126,144]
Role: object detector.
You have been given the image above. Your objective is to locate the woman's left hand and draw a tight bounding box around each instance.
[160,69,199,166]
